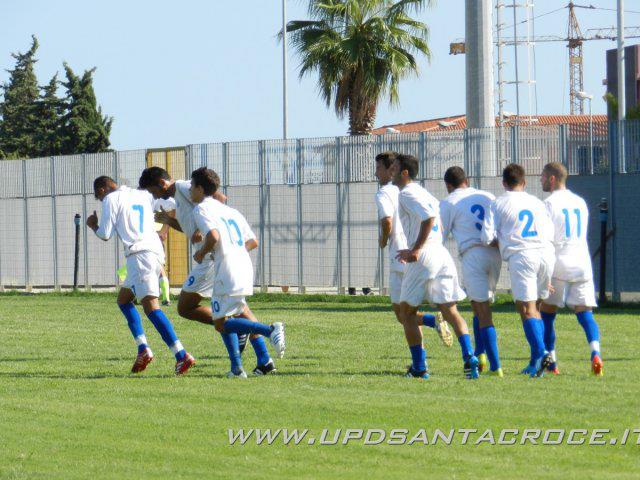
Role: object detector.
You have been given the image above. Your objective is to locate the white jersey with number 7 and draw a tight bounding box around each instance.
[481,190,554,260]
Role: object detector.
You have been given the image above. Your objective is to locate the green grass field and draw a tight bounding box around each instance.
[1,292,639,479]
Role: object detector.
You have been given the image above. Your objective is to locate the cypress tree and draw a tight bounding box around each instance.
[34,73,64,157]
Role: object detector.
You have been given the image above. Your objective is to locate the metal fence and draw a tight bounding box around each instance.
[1,120,639,295]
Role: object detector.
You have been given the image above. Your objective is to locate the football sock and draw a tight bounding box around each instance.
[422,313,436,329]
[119,302,148,353]
[224,317,272,337]
[523,318,546,367]
[457,333,474,361]
[576,311,601,359]
[472,316,485,356]
[480,326,501,371]
[250,336,271,366]
[221,333,242,372]
[541,311,557,356]
[409,344,427,372]
[160,276,170,303]
[146,309,186,361]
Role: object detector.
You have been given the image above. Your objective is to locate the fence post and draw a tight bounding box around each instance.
[559,124,568,167]
[346,140,352,291]
[463,128,471,177]
[510,125,519,165]
[296,138,305,293]
[335,137,344,294]
[419,132,427,185]
[113,151,120,288]
[258,140,267,292]
[81,154,90,291]
[22,159,31,291]
[222,142,229,196]
[50,156,59,291]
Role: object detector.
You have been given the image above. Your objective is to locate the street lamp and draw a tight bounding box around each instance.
[577,91,594,174]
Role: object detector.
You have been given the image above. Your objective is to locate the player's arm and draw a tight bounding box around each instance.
[375,192,393,249]
[89,196,116,241]
[237,215,258,252]
[155,207,182,232]
[439,200,452,240]
[481,201,498,246]
[379,217,392,249]
[192,207,220,263]
[157,211,174,241]
[245,238,258,252]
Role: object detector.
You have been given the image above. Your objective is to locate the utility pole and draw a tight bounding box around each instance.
[282,0,288,140]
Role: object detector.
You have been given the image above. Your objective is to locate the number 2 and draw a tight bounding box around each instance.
[132,205,144,232]
[470,204,485,231]
[519,209,538,238]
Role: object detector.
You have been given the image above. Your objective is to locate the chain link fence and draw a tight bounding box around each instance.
[0,120,638,296]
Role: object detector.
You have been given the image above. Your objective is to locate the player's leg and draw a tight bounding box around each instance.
[436,302,478,379]
[159,265,171,306]
[472,300,502,375]
[177,291,214,325]
[116,285,153,373]
[539,296,560,375]
[461,249,487,366]
[396,302,428,379]
[569,279,602,375]
[240,306,276,375]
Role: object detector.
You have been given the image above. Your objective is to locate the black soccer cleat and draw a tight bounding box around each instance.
[252,360,277,376]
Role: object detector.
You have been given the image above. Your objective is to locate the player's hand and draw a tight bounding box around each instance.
[548,282,556,294]
[86,211,98,230]
[379,236,388,249]
[191,230,203,244]
[396,249,419,264]
[158,230,168,242]
[155,207,172,224]
[193,249,205,264]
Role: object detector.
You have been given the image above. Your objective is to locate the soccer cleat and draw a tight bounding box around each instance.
[405,366,429,379]
[434,313,453,347]
[238,333,249,354]
[131,347,154,373]
[269,322,286,358]
[488,368,504,377]
[253,360,277,376]
[226,368,248,379]
[175,353,196,376]
[464,355,480,379]
[477,353,488,373]
[521,364,538,376]
[161,300,171,306]
[546,362,560,375]
[591,354,604,376]
[535,352,554,378]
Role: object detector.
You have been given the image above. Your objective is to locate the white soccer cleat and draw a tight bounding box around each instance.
[435,313,453,348]
[226,369,248,379]
[269,322,286,358]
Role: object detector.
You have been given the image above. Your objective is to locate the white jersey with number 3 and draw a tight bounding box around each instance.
[544,189,593,282]
[192,197,254,297]
[95,186,164,260]
[481,191,554,260]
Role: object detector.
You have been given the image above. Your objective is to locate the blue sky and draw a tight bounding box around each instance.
[0,1,636,150]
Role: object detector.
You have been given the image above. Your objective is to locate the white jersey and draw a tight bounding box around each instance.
[153,197,176,212]
[96,186,164,260]
[440,187,495,255]
[173,180,202,248]
[544,189,593,282]
[375,183,407,272]
[481,190,554,261]
[398,182,443,250]
[192,197,254,297]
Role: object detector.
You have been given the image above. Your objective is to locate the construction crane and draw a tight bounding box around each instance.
[451,2,640,115]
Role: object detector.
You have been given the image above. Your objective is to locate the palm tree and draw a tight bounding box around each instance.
[284,0,432,135]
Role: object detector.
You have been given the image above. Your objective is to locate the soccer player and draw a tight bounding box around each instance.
[392,154,478,380]
[86,176,196,375]
[481,163,555,377]
[374,151,453,347]
[190,167,285,377]
[440,166,503,376]
[539,162,603,376]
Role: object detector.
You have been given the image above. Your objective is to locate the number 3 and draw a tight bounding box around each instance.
[470,204,485,231]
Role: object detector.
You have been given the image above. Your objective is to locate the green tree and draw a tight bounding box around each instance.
[61,63,112,154]
[284,0,432,135]
[0,35,40,158]
[34,73,64,157]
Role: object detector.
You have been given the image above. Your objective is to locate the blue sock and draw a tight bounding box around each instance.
[146,309,186,361]
[541,311,557,354]
[221,333,242,372]
[422,313,436,329]
[250,336,271,367]
[409,344,426,372]
[119,303,147,353]
[576,311,601,359]
[457,333,473,361]
[224,317,272,337]
[480,326,501,371]
[472,316,485,356]
[522,318,546,367]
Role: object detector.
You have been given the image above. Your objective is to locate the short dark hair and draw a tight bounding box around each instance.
[93,176,115,192]
[191,167,220,196]
[444,166,467,188]
[138,166,170,189]
[375,151,398,169]
[503,163,526,188]
[396,154,419,180]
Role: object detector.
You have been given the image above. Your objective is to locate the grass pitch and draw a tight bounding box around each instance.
[1,292,639,479]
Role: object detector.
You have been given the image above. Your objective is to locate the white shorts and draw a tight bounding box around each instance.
[400,245,466,307]
[123,251,163,299]
[545,277,597,308]
[460,246,502,302]
[211,294,247,320]
[389,270,404,304]
[508,250,555,302]
[182,259,215,298]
